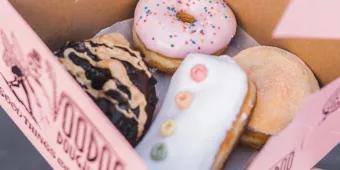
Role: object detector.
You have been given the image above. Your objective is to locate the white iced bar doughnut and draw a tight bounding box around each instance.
[136,53,255,169]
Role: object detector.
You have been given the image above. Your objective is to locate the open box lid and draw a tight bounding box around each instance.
[1,0,340,169]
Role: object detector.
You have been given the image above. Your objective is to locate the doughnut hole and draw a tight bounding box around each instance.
[176,11,196,23]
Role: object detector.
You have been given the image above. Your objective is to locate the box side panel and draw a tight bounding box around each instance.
[248,78,340,170]
[227,0,340,85]
[0,1,145,170]
[9,0,138,49]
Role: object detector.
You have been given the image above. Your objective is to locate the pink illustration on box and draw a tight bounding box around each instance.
[0,1,145,170]
[0,30,56,128]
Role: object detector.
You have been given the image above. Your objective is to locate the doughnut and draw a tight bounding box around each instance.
[133,0,237,73]
[55,33,158,146]
[234,46,320,149]
[136,54,256,169]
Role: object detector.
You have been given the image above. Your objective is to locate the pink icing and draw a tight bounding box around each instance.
[190,64,208,82]
[134,0,237,58]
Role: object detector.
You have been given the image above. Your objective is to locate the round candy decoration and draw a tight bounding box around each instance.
[191,64,208,82]
[150,143,168,161]
[160,119,176,137]
[175,91,193,110]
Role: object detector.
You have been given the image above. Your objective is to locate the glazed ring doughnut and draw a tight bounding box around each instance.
[235,46,320,149]
[133,0,237,73]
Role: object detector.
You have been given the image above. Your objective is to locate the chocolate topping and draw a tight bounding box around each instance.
[55,33,158,146]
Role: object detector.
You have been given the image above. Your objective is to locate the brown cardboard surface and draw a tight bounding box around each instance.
[9,0,137,49]
[227,0,340,85]
[9,0,340,85]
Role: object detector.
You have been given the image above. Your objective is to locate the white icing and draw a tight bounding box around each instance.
[136,54,248,169]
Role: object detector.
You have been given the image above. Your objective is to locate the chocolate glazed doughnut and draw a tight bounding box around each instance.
[55,33,158,146]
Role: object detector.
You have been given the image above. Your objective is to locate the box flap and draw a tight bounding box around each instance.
[273,0,340,39]
[227,0,340,85]
[0,1,145,169]
[248,78,340,170]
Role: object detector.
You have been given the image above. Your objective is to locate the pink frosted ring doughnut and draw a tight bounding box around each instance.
[133,0,237,73]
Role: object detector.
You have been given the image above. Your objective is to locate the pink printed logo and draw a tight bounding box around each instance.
[0,29,128,169]
[55,92,126,170]
[270,151,295,170]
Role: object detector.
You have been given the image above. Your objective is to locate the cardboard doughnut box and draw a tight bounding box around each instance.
[0,0,339,169]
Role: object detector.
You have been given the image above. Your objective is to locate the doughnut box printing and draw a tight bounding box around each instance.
[0,0,339,170]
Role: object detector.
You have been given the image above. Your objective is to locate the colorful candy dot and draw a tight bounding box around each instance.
[204,7,208,12]
[175,91,193,110]
[150,143,168,161]
[200,30,205,35]
[160,119,176,137]
[191,64,208,82]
